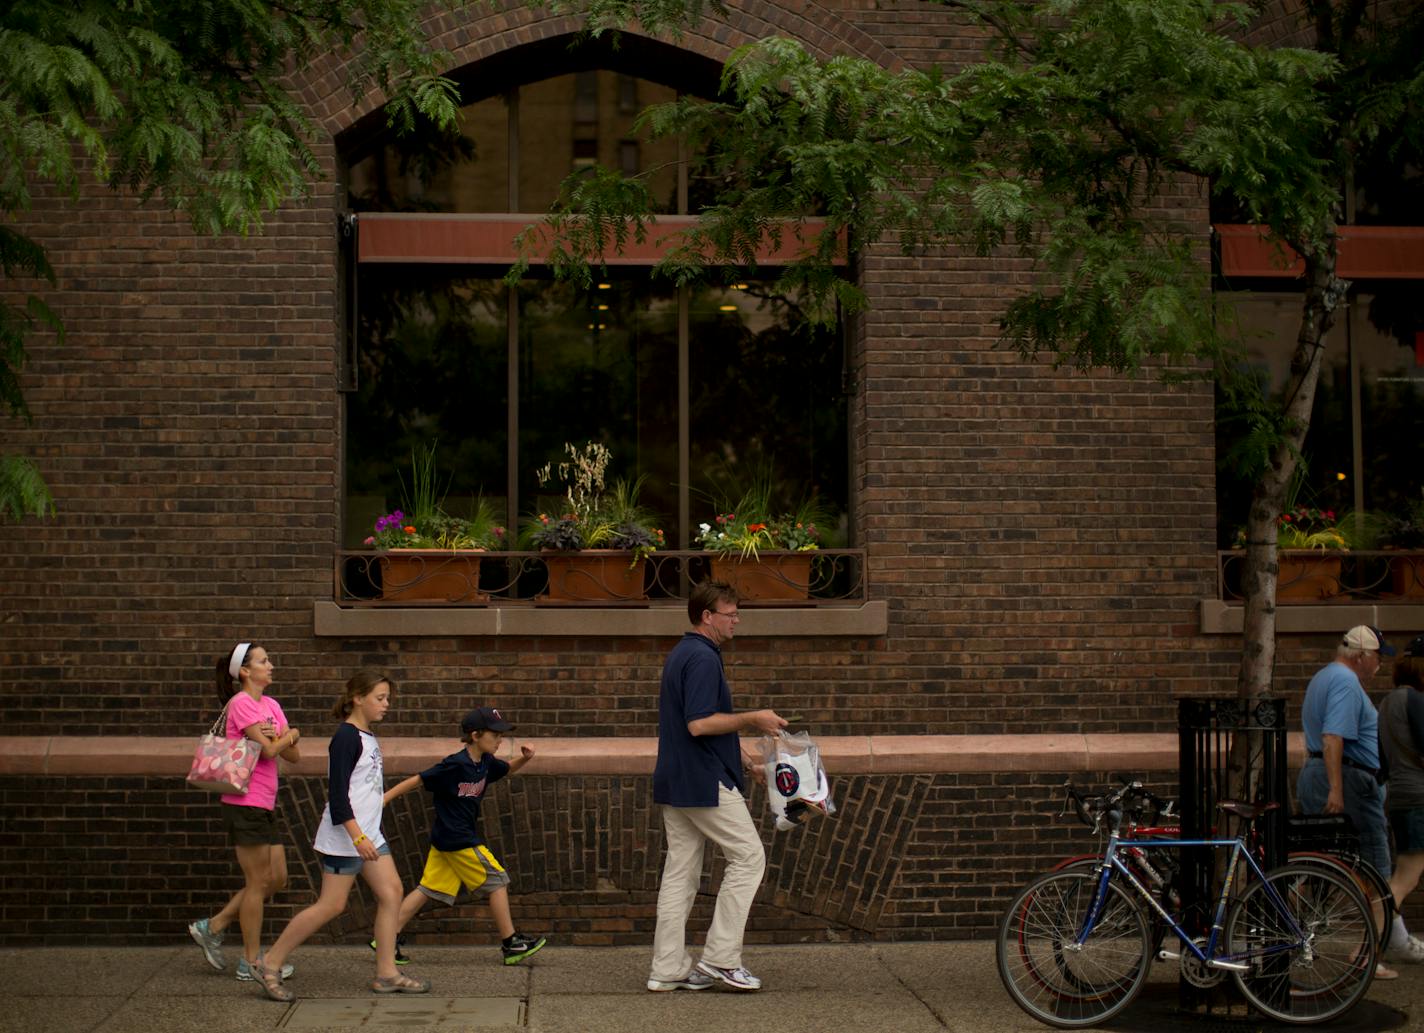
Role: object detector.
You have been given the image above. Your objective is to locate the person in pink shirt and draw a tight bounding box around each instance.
[187,642,302,981]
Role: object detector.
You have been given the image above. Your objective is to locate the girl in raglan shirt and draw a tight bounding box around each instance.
[253,671,427,1001]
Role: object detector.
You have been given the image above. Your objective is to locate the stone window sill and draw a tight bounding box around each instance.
[312,600,889,638]
[1199,599,1424,634]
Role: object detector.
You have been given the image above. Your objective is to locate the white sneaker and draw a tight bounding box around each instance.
[1386,934,1424,964]
[695,961,762,991]
[646,970,715,992]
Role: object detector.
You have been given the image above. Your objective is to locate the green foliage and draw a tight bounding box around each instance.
[1,0,462,233]
[366,442,505,549]
[519,1,1353,368]
[1,0,466,521]
[524,442,665,559]
[523,0,1420,539]
[694,462,832,558]
[399,441,448,531]
[1382,490,1424,550]
[0,454,53,520]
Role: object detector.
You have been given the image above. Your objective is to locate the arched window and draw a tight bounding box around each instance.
[338,56,850,567]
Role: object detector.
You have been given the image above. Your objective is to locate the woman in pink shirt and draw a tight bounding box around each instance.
[187,643,302,981]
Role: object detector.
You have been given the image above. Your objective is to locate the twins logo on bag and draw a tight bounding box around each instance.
[774,762,800,798]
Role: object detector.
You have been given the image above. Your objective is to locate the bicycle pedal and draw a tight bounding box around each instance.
[1158,950,1182,962]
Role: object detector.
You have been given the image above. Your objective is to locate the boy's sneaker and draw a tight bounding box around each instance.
[695,961,762,991]
[647,970,715,992]
[501,932,547,965]
[368,937,412,965]
[1386,934,1424,964]
[236,956,295,981]
[187,918,226,971]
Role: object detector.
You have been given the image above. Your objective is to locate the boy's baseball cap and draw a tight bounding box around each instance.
[461,706,514,734]
[1342,625,1396,656]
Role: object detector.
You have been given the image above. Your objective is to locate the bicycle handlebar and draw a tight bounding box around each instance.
[1062,777,1175,834]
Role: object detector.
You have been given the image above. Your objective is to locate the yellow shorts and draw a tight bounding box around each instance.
[416,845,511,905]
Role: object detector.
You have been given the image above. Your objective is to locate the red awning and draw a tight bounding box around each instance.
[355,213,846,267]
[1216,224,1424,279]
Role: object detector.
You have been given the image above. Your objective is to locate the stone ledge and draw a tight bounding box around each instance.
[0,732,1310,778]
[313,600,889,638]
[1199,599,1424,634]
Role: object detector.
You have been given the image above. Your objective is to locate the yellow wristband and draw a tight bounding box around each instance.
[353,834,368,845]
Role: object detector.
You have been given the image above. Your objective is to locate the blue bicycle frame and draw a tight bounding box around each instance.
[1078,832,1310,970]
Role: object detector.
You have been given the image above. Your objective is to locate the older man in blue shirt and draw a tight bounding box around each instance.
[1298,623,1396,977]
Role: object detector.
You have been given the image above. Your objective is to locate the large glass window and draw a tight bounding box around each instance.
[346,270,846,549]
[342,63,850,563]
[1216,287,1424,546]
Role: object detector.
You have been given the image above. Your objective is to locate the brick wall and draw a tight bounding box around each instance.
[5,765,1415,946]
[0,0,1235,740]
[0,0,1383,947]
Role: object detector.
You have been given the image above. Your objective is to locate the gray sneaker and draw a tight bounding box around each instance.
[695,961,762,991]
[647,970,715,992]
[187,918,225,971]
[236,956,295,981]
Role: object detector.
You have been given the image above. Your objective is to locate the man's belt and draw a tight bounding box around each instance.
[1306,750,1380,778]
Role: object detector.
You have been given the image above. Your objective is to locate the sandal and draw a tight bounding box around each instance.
[372,973,432,994]
[254,961,295,1003]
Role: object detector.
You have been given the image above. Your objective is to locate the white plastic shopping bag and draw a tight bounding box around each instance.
[762,730,836,830]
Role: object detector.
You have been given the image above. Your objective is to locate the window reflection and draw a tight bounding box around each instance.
[1216,289,1424,545]
[348,95,508,213]
[518,72,678,213]
[690,283,847,539]
[345,269,509,547]
[518,276,679,527]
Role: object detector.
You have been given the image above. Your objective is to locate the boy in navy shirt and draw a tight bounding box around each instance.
[381,706,546,965]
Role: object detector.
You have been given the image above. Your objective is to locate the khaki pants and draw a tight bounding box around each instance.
[650,784,766,980]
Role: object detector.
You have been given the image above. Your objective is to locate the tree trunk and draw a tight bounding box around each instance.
[1234,230,1348,701]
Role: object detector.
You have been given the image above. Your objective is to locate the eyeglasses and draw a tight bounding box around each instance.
[712,609,740,620]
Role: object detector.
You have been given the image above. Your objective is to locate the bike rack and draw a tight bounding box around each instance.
[1177,697,1289,1019]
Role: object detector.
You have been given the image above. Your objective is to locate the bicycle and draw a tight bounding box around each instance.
[1052,778,1394,955]
[997,795,1377,1028]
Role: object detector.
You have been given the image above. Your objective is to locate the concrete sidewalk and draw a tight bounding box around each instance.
[0,941,1419,1033]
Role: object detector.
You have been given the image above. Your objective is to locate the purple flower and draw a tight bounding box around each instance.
[374,510,406,533]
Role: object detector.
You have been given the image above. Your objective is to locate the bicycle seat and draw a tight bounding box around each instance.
[1218,800,1280,821]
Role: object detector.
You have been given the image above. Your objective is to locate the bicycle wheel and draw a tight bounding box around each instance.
[997,870,1152,1028]
[1224,862,1375,1025]
[1289,850,1394,952]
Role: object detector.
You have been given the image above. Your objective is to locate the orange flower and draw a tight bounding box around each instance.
[748,522,766,532]
[403,526,416,534]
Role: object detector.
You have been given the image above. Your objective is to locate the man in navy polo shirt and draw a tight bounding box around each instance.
[647,580,786,994]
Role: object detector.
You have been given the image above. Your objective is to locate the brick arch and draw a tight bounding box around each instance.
[300,1,903,141]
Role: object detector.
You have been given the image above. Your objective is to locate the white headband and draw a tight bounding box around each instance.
[228,642,251,681]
